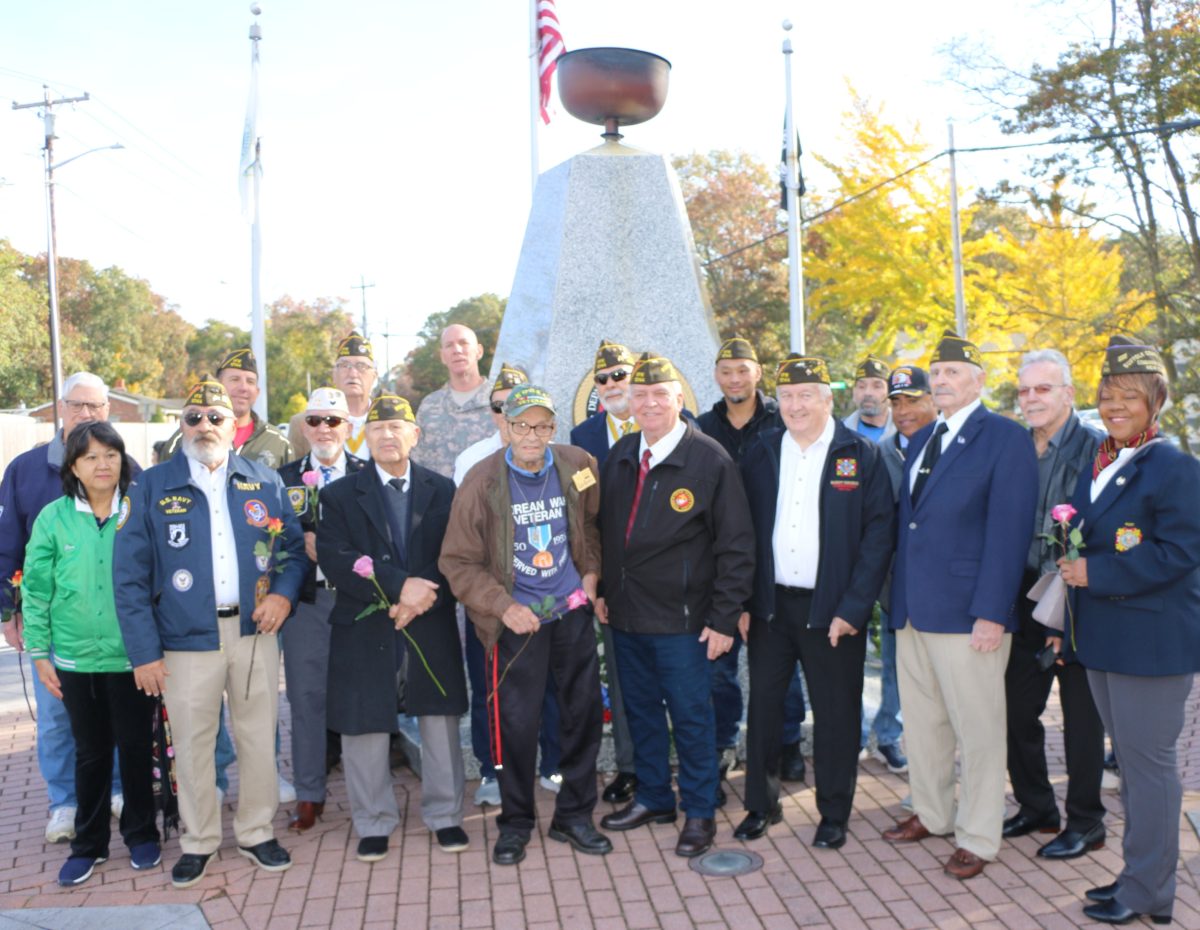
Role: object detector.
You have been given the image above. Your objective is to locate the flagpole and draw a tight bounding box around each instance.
[947,120,968,339]
[247,8,268,420]
[782,20,805,354]
[529,0,540,197]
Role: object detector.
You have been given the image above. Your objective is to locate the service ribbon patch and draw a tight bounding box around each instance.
[835,458,858,478]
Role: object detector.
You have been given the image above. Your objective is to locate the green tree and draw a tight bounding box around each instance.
[265,296,356,423]
[397,294,506,401]
[0,240,51,408]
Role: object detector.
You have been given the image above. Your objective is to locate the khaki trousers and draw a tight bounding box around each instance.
[895,623,1011,860]
[163,615,280,854]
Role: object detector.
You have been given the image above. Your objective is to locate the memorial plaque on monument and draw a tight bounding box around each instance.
[490,47,722,437]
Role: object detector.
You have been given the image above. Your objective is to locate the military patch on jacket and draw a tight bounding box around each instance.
[116,496,131,530]
[235,480,263,491]
[835,458,857,478]
[172,569,193,592]
[670,489,695,513]
[244,499,269,527]
[157,494,194,515]
[286,487,308,515]
[167,522,190,549]
[1115,523,1143,552]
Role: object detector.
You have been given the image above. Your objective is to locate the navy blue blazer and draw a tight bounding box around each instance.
[1068,441,1200,676]
[570,412,613,467]
[890,404,1038,634]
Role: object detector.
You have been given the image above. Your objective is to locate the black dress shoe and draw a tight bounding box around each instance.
[675,817,715,857]
[1082,898,1171,925]
[600,801,677,832]
[780,742,806,783]
[1002,810,1060,838]
[1037,824,1105,859]
[170,853,212,889]
[733,806,783,841]
[813,818,847,850]
[715,786,727,808]
[548,820,613,855]
[602,772,638,804]
[1086,882,1120,903]
[356,836,389,862]
[492,832,529,866]
[237,839,292,872]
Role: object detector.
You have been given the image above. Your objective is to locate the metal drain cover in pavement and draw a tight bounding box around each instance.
[689,848,763,876]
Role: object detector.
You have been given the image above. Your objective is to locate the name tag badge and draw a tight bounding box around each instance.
[571,468,597,492]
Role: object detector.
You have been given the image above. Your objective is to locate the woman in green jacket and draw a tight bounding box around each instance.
[22,421,160,887]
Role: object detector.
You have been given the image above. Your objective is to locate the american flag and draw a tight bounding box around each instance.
[536,0,565,124]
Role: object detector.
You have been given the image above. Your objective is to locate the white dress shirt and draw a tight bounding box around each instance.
[375,460,411,492]
[311,452,346,582]
[638,416,687,468]
[188,454,239,607]
[909,398,983,494]
[773,417,835,589]
[607,412,637,448]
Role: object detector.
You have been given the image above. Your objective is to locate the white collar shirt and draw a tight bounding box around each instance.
[773,416,835,590]
[909,397,982,493]
[187,453,239,607]
[607,412,636,447]
[638,416,687,468]
[375,460,411,493]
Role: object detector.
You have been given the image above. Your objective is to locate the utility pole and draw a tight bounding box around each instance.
[13,88,90,431]
[351,275,375,337]
[781,21,806,354]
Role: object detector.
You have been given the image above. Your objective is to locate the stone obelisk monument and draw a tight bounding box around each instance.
[490,48,721,435]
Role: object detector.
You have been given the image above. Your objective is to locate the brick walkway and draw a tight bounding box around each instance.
[1,665,1198,929]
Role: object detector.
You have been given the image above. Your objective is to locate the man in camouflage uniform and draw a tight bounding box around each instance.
[414,324,495,478]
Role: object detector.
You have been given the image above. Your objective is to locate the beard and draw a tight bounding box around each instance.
[184,433,231,466]
[603,392,630,416]
[311,439,342,462]
[858,399,884,417]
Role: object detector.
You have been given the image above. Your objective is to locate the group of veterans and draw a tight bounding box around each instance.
[1,323,1196,927]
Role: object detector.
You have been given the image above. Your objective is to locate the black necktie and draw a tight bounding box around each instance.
[384,477,409,565]
[911,422,949,504]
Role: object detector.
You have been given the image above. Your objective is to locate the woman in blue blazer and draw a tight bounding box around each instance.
[1059,338,1200,926]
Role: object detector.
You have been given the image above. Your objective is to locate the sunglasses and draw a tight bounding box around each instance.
[305,415,346,428]
[183,411,229,428]
[1016,383,1064,398]
[490,402,505,414]
[595,369,630,386]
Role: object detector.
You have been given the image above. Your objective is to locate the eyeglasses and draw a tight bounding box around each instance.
[508,421,555,437]
[305,415,346,428]
[63,399,108,413]
[335,361,375,374]
[183,411,229,428]
[490,402,505,414]
[595,369,630,386]
[1016,383,1065,398]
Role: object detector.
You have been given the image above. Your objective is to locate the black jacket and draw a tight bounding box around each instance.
[741,422,895,629]
[696,390,782,464]
[316,461,467,730]
[278,451,366,604]
[599,420,754,637]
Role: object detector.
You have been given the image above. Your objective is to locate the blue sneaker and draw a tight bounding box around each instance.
[58,855,106,886]
[130,841,162,870]
[873,743,908,774]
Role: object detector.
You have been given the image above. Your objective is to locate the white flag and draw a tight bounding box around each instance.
[238,39,261,223]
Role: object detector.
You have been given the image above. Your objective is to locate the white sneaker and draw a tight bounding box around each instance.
[216,786,226,806]
[278,775,297,805]
[539,773,563,794]
[110,794,124,820]
[46,807,77,843]
[473,776,500,807]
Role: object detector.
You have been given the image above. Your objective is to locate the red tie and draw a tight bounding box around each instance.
[625,449,653,543]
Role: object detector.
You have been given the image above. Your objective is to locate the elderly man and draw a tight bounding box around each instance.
[290,333,378,462]
[736,355,894,848]
[114,375,306,887]
[596,353,754,858]
[441,384,610,866]
[1004,349,1106,859]
[277,387,366,831]
[415,324,496,479]
[844,355,894,443]
[882,331,1037,881]
[0,372,133,842]
[317,395,468,860]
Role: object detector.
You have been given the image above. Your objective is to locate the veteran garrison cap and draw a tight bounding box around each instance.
[505,383,556,418]
[366,394,415,423]
[1101,335,1167,377]
[855,354,889,382]
[492,362,529,395]
[630,352,681,385]
[184,373,234,411]
[887,365,931,398]
[717,337,758,363]
[930,329,982,367]
[216,346,257,376]
[594,340,635,373]
[337,332,374,361]
[776,353,831,386]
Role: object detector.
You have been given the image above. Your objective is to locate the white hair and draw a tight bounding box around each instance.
[62,371,108,399]
[1019,349,1072,386]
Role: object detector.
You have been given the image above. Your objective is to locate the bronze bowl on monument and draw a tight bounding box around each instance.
[556,47,671,140]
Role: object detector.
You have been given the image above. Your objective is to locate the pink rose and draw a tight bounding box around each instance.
[1050,503,1077,523]
[301,470,320,487]
[567,588,589,611]
[353,555,375,579]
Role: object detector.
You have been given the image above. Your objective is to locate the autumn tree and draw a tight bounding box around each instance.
[396,294,506,402]
[265,297,356,423]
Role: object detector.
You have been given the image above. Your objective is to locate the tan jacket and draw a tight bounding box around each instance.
[439,444,601,650]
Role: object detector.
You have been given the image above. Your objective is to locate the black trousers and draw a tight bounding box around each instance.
[58,670,160,858]
[745,587,865,824]
[1005,571,1105,832]
[487,606,601,836]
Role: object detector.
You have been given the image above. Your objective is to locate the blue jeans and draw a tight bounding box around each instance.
[861,616,902,749]
[612,629,718,818]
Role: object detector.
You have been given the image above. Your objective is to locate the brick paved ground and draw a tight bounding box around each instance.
[1,664,1198,929]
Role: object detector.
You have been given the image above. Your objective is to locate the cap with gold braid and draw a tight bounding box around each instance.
[594,339,635,373]
[337,332,375,361]
[776,353,831,386]
[717,337,757,363]
[492,362,529,394]
[185,373,234,411]
[930,329,982,367]
[630,351,681,385]
[855,354,889,382]
[1101,334,1167,377]
[217,346,257,376]
[366,394,415,423]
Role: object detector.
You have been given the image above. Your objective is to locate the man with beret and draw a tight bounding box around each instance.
[844,355,895,444]
[596,353,754,858]
[441,384,610,866]
[114,375,307,887]
[316,394,468,861]
[276,387,367,831]
[289,333,379,462]
[415,324,496,479]
[882,331,1038,881]
[736,354,894,848]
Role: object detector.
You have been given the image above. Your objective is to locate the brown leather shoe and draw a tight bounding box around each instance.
[882,814,931,844]
[288,800,324,832]
[944,847,986,880]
